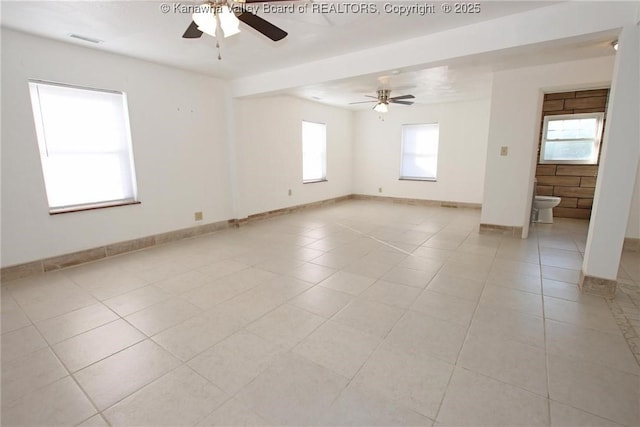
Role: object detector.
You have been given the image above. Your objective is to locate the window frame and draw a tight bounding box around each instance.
[539,112,604,165]
[28,79,139,214]
[301,120,328,184]
[399,122,440,182]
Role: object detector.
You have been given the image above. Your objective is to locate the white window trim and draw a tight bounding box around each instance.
[28,80,139,214]
[539,112,604,165]
[302,120,327,184]
[399,122,439,181]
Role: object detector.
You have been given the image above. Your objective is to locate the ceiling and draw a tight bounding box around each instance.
[289,29,618,109]
[1,1,618,109]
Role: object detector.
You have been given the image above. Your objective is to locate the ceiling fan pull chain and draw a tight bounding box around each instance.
[215,18,223,60]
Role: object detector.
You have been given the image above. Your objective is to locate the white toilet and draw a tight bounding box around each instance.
[534,196,561,223]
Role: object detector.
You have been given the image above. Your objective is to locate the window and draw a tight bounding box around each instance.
[28,80,138,213]
[400,123,439,180]
[302,120,327,183]
[540,113,604,164]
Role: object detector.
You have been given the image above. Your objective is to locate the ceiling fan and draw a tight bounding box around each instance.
[182,0,289,43]
[350,89,415,113]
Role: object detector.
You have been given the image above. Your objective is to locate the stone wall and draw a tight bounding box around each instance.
[536,89,609,219]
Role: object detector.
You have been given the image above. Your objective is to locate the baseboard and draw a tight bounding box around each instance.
[479,223,524,237]
[351,194,481,209]
[623,237,640,253]
[233,195,354,226]
[0,195,352,282]
[1,194,480,282]
[1,219,232,282]
[579,271,617,298]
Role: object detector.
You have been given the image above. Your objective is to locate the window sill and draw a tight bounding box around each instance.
[49,200,141,215]
[303,179,328,184]
[399,177,437,182]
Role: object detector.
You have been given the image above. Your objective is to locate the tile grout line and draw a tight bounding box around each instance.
[430,232,503,422]
[161,272,330,366]
[335,222,417,256]
[34,276,198,425]
[606,292,640,368]
[612,259,640,367]
[294,218,415,394]
[292,218,457,423]
[5,204,636,426]
[538,230,633,427]
[538,229,554,426]
[95,362,189,425]
[11,313,106,425]
[1,288,132,425]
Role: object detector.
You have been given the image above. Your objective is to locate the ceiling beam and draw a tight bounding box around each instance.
[231,1,636,98]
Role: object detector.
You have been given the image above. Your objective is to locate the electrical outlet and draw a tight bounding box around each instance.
[288,189,292,196]
[378,187,383,193]
[194,211,203,221]
[500,146,509,156]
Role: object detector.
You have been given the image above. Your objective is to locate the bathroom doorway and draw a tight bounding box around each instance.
[531,88,609,232]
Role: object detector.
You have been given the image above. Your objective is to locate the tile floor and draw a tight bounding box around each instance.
[2,200,639,426]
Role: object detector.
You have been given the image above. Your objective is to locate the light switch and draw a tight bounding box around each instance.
[500,146,508,156]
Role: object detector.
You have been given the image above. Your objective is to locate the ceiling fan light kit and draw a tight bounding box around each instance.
[373,102,388,113]
[192,10,217,37]
[192,4,240,38]
[219,6,241,37]
[350,89,415,113]
[182,0,289,58]
[186,3,246,59]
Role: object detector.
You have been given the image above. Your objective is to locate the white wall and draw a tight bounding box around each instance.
[627,17,640,241]
[233,96,353,218]
[1,29,233,267]
[480,56,615,232]
[352,98,491,204]
[626,160,640,239]
[583,24,639,281]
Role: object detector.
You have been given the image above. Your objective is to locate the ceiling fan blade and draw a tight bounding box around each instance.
[389,94,415,101]
[349,100,377,104]
[182,21,203,38]
[237,9,288,41]
[389,100,414,105]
